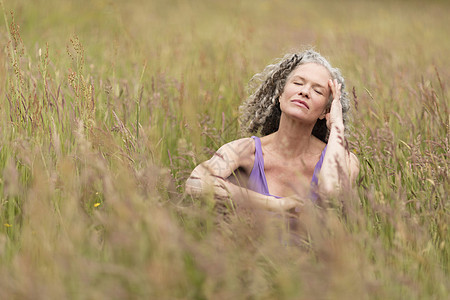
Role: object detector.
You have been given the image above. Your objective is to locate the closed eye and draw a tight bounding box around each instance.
[314,90,323,95]
[293,82,303,86]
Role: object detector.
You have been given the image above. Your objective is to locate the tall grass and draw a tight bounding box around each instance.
[0,0,448,299]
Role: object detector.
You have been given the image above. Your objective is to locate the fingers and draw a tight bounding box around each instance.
[327,79,344,128]
[328,79,342,102]
[328,79,335,98]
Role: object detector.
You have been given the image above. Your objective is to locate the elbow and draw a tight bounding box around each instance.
[318,181,339,197]
[349,153,360,183]
[318,153,360,197]
[317,173,358,198]
[185,165,214,197]
[317,173,349,197]
[185,178,195,195]
[185,175,204,197]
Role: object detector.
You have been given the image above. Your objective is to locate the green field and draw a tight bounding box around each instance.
[0,0,448,299]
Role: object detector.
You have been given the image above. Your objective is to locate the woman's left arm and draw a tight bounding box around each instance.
[318,79,360,195]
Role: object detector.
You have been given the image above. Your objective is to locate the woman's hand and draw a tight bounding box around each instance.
[326,79,344,129]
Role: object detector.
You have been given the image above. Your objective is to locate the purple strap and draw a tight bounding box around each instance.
[309,144,327,202]
[311,144,327,186]
[248,136,277,197]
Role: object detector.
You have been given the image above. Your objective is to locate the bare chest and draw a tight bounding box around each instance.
[263,153,320,197]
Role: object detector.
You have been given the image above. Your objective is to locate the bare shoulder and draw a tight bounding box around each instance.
[191,137,255,179]
[202,137,254,167]
[217,137,254,154]
[215,137,255,165]
[349,152,359,168]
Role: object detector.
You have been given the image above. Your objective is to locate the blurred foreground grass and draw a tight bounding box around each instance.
[0,0,448,299]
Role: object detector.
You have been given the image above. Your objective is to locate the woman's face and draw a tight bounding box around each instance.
[279,62,331,123]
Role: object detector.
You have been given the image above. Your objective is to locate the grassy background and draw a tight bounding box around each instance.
[0,0,448,299]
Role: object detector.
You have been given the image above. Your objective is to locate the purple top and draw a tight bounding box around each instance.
[247,136,327,202]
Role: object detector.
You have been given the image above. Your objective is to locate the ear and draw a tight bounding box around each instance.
[319,101,331,120]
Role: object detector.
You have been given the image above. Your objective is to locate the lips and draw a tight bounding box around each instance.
[291,99,309,109]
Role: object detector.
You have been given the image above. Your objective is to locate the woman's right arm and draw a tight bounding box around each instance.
[185,138,300,211]
[319,79,360,195]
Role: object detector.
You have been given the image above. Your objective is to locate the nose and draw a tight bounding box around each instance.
[298,86,310,98]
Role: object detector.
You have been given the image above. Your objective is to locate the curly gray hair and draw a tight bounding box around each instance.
[240,49,350,143]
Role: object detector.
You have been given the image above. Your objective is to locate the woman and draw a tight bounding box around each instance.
[186,49,359,211]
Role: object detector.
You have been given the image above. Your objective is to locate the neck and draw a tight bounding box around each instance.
[270,113,317,158]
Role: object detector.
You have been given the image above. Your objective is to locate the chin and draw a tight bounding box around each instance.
[282,110,317,124]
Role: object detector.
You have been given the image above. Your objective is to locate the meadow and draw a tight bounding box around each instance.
[0,0,448,299]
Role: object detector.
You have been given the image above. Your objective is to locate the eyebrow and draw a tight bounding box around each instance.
[291,75,327,90]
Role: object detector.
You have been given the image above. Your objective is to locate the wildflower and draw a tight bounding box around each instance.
[4,223,12,227]
[94,203,101,208]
